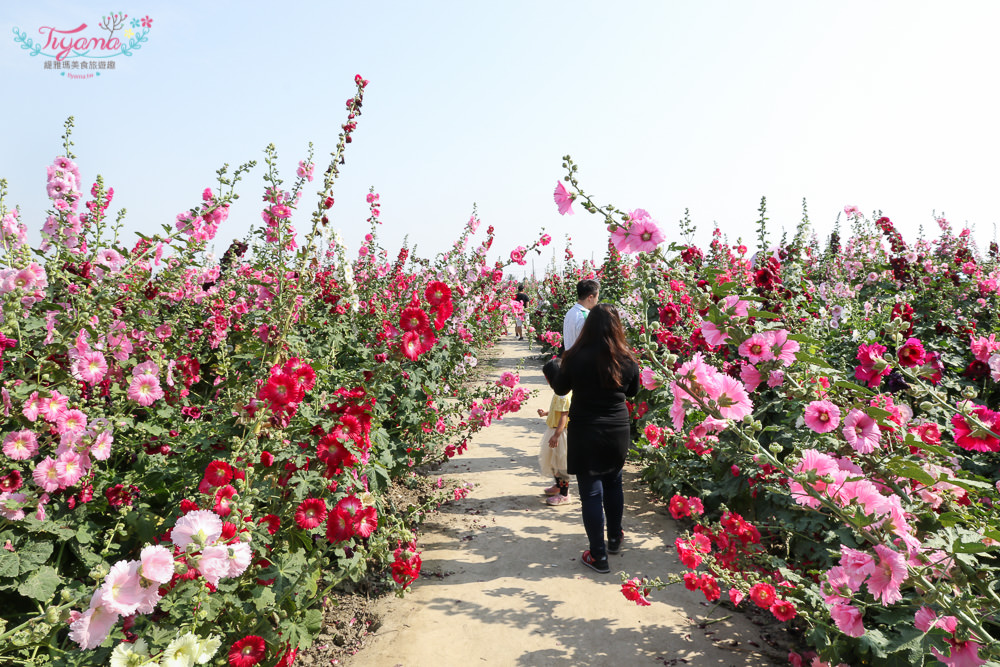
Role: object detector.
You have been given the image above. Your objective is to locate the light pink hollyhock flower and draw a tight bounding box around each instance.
[69,589,120,649]
[828,602,865,637]
[834,479,890,516]
[72,351,108,385]
[931,640,986,667]
[639,367,659,390]
[171,509,223,549]
[609,224,631,253]
[738,333,775,364]
[841,409,880,454]
[701,322,729,346]
[95,248,125,271]
[706,374,752,422]
[0,492,27,520]
[101,560,147,615]
[844,205,860,218]
[627,217,665,253]
[55,451,85,488]
[90,430,113,460]
[838,546,875,591]
[914,606,959,633]
[789,449,840,508]
[32,456,60,492]
[740,364,763,393]
[224,541,253,577]
[3,429,39,460]
[769,329,799,366]
[139,545,176,584]
[196,545,231,586]
[127,374,164,407]
[866,544,907,605]
[155,324,173,341]
[57,409,88,437]
[803,400,841,434]
[553,181,574,215]
[721,295,749,317]
[970,333,1000,363]
[132,360,159,377]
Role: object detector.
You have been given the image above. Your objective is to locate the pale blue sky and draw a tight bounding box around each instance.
[3,1,1000,273]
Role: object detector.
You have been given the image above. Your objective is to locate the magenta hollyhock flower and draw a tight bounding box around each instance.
[803,400,841,434]
[842,409,881,454]
[539,233,551,246]
[553,181,574,215]
[139,545,175,584]
[738,333,775,364]
[127,374,164,407]
[68,589,120,649]
[866,544,907,605]
[294,498,328,529]
[498,371,519,388]
[2,429,39,460]
[897,337,926,368]
[855,343,890,388]
[510,246,527,265]
[171,509,223,548]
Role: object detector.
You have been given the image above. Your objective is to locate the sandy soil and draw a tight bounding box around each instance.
[345,338,789,667]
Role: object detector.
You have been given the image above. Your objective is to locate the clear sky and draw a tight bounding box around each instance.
[3,1,1000,276]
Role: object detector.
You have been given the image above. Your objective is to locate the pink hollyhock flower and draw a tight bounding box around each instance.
[769,329,799,366]
[789,449,840,508]
[90,430,113,460]
[803,400,841,433]
[553,181,574,215]
[700,322,729,346]
[627,216,665,253]
[838,546,875,591]
[767,370,784,387]
[295,498,328,529]
[72,350,108,385]
[740,364,763,392]
[3,429,39,460]
[101,559,146,615]
[729,588,745,606]
[738,333,775,364]
[498,371,520,388]
[621,578,652,606]
[38,391,68,422]
[609,224,631,253]
[0,492,27,520]
[539,233,551,246]
[706,374,752,421]
[866,544,907,605]
[57,409,88,436]
[510,246,527,265]
[638,367,660,391]
[720,295,750,317]
[844,205,860,218]
[139,545,175,584]
[55,451,85,488]
[127,374,164,407]
[897,338,926,368]
[931,640,985,667]
[970,333,1000,363]
[69,589,120,649]
[32,456,60,492]
[94,248,124,271]
[171,509,223,548]
[21,392,41,421]
[828,602,865,637]
[842,409,881,454]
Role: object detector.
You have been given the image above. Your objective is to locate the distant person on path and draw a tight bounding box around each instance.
[537,358,571,506]
[562,279,599,354]
[514,284,530,341]
[551,303,639,574]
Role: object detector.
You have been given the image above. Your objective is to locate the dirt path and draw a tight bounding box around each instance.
[351,339,783,667]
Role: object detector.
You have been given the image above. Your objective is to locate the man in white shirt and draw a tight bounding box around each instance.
[562,279,599,354]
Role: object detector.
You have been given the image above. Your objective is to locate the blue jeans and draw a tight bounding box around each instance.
[576,468,624,560]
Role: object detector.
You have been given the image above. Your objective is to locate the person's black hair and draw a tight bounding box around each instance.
[542,358,560,387]
[576,279,599,301]
[562,303,635,389]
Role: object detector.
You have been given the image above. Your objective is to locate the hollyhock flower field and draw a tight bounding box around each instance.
[0,77,542,666]
[529,158,1000,665]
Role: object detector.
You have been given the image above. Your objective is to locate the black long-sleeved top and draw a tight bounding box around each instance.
[551,344,639,475]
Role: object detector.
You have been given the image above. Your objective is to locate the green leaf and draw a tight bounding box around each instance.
[17,565,61,601]
[0,550,19,578]
[832,380,874,396]
[794,352,835,369]
[747,309,782,320]
[17,540,53,569]
[953,541,992,554]
[252,586,276,612]
[886,460,935,487]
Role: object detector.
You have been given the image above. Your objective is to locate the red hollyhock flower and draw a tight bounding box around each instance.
[336,495,362,518]
[391,542,422,588]
[668,495,690,519]
[0,470,23,492]
[897,338,926,368]
[399,306,429,333]
[770,599,797,621]
[326,508,355,543]
[424,281,452,306]
[179,498,200,514]
[204,460,234,487]
[353,506,378,538]
[951,408,1000,452]
[401,330,422,361]
[228,635,266,667]
[621,578,652,606]
[432,299,453,330]
[214,485,237,517]
[295,498,328,529]
[258,514,280,535]
[274,643,298,667]
[260,373,303,408]
[418,327,437,353]
[749,583,776,608]
[291,364,316,391]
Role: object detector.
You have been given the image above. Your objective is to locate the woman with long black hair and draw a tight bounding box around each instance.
[551,303,639,573]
